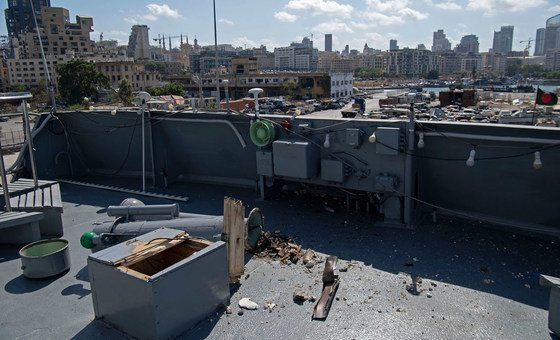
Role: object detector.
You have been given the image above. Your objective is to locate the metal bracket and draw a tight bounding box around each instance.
[312,255,340,320]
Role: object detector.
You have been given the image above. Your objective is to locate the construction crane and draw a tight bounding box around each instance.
[153,34,184,50]
[519,38,534,58]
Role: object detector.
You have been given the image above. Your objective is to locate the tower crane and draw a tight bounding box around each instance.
[519,38,534,58]
[153,34,185,50]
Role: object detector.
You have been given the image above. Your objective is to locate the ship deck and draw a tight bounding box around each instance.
[0,177,558,339]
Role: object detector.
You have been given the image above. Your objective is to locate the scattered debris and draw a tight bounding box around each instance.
[305,261,316,269]
[238,297,259,310]
[302,249,315,264]
[406,275,422,295]
[313,256,340,320]
[225,306,232,314]
[237,310,244,316]
[403,262,414,267]
[252,232,303,264]
[427,293,433,298]
[524,284,531,289]
[293,287,310,302]
[265,303,277,312]
[324,204,335,213]
[483,279,494,284]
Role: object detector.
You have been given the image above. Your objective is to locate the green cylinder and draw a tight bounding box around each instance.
[249,120,275,147]
[80,231,97,249]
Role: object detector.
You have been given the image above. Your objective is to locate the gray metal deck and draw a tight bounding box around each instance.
[0,179,558,339]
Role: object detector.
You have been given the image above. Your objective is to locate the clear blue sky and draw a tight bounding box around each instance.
[1,0,558,53]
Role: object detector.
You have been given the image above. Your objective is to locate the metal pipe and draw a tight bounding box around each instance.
[213,0,220,105]
[147,110,156,186]
[107,204,180,218]
[419,131,560,144]
[22,99,38,188]
[141,101,146,192]
[0,137,12,211]
[403,101,415,227]
[152,117,247,148]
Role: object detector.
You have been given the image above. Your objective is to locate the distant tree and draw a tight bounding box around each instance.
[426,70,439,80]
[10,84,28,92]
[282,79,299,98]
[144,61,167,74]
[117,79,133,105]
[147,82,185,96]
[57,59,109,104]
[354,67,383,79]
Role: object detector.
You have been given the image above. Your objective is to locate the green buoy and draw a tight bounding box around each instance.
[80,231,97,249]
[250,120,275,147]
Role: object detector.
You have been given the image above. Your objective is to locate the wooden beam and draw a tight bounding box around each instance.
[223,196,245,283]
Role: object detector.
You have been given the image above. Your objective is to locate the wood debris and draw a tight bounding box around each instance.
[251,231,303,264]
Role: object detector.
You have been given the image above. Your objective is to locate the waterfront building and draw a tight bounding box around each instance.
[325,34,332,52]
[534,28,545,56]
[274,42,318,71]
[387,48,435,77]
[318,52,354,73]
[432,29,451,52]
[4,0,50,38]
[492,26,514,54]
[330,72,353,98]
[455,34,479,54]
[127,25,150,61]
[544,14,560,53]
[545,50,560,71]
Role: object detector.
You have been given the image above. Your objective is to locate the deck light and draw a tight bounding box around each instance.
[533,151,542,169]
[323,133,331,148]
[368,131,377,143]
[466,149,476,167]
[417,132,425,149]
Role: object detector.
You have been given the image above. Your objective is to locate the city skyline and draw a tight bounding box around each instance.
[1,0,559,53]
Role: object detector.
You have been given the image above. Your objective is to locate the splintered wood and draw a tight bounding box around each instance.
[251,231,303,264]
[224,196,245,283]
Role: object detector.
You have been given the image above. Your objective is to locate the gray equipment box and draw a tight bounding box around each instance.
[375,127,401,155]
[272,139,319,179]
[321,159,345,183]
[88,228,229,340]
[256,150,274,177]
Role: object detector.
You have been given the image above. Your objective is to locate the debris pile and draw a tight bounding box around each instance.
[251,231,303,264]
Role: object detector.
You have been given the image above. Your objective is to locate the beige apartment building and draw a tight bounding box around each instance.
[12,7,93,60]
[95,61,162,91]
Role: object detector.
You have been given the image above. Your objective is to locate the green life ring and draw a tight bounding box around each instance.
[250,120,275,147]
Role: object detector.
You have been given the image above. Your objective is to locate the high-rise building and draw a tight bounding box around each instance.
[12,7,93,59]
[535,28,545,56]
[455,34,479,54]
[389,39,398,51]
[544,14,560,54]
[325,34,332,52]
[432,29,451,52]
[4,0,51,38]
[492,25,514,54]
[127,25,151,60]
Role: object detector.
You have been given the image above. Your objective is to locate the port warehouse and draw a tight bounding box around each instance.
[27,110,560,236]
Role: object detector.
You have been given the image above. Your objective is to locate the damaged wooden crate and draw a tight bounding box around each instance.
[87,227,230,340]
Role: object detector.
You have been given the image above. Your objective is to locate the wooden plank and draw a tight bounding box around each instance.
[223,196,245,284]
[35,188,43,208]
[50,184,63,208]
[43,186,52,207]
[26,190,35,208]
